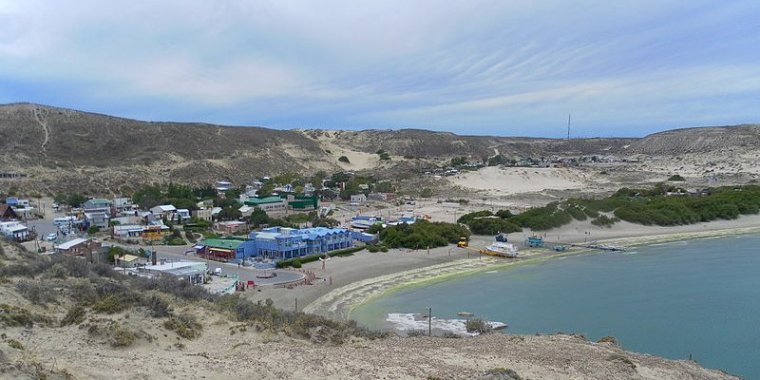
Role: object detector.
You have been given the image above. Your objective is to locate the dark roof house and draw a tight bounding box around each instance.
[0,204,18,220]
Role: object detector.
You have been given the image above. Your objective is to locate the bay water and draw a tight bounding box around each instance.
[351,235,760,378]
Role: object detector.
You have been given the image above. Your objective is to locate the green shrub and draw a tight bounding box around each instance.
[0,303,47,327]
[87,226,100,234]
[92,294,133,314]
[668,174,685,181]
[164,315,202,339]
[591,215,619,227]
[291,259,302,269]
[597,335,619,345]
[379,220,469,249]
[457,210,493,224]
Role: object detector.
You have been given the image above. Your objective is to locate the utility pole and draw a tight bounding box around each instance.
[428,307,432,337]
[567,113,571,141]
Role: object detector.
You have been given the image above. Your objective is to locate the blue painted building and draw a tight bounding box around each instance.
[249,226,353,261]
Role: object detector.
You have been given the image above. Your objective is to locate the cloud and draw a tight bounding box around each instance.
[2,1,760,136]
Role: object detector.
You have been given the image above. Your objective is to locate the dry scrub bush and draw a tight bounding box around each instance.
[60,305,86,326]
[15,280,54,305]
[110,326,137,347]
[163,315,202,339]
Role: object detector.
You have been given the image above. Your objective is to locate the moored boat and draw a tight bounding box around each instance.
[481,242,518,258]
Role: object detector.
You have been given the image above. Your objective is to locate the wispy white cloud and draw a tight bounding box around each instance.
[2,0,760,136]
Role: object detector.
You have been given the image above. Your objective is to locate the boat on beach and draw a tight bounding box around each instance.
[481,242,519,258]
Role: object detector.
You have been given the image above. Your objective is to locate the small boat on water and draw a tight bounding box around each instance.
[457,311,475,317]
[481,242,519,258]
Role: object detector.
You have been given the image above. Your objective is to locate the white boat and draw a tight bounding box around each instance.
[481,242,518,258]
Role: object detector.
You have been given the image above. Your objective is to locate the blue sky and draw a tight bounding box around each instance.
[2,1,760,137]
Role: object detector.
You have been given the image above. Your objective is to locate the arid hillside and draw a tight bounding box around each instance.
[2,102,760,195]
[627,124,760,155]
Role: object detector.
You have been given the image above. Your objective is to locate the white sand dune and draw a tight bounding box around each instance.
[448,166,591,195]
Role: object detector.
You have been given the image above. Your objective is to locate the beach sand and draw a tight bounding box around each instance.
[294,214,760,322]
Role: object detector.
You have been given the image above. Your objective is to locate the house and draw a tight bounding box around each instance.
[84,211,110,229]
[214,220,247,234]
[0,204,18,220]
[54,238,100,255]
[238,188,258,204]
[150,205,177,219]
[83,198,112,213]
[244,196,287,217]
[350,194,367,204]
[142,223,171,240]
[198,238,255,262]
[138,261,207,285]
[215,181,232,192]
[0,221,30,241]
[11,206,36,220]
[192,208,213,222]
[287,195,319,211]
[176,209,191,222]
[351,215,383,229]
[110,216,142,226]
[112,197,134,212]
[113,224,145,238]
[5,198,30,207]
[238,205,255,218]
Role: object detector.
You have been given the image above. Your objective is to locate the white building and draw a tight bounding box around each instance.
[350,194,367,204]
[0,221,29,241]
[84,211,110,229]
[216,181,232,192]
[138,261,207,285]
[176,209,191,221]
[150,205,177,219]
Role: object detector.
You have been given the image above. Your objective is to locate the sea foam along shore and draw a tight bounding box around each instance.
[303,219,760,323]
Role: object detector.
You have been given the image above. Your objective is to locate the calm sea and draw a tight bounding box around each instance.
[352,235,760,378]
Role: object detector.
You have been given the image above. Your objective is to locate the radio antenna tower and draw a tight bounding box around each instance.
[567,113,571,140]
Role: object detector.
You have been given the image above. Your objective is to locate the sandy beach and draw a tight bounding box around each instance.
[289,214,760,322]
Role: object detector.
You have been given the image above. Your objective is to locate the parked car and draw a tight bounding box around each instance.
[45,232,57,241]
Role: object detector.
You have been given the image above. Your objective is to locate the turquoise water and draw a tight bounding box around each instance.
[352,235,760,378]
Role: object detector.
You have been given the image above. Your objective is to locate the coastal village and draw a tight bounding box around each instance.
[1,166,487,298]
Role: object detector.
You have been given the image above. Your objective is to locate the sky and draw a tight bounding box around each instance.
[1,1,760,138]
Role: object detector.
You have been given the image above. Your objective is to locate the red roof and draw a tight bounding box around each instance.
[0,204,18,219]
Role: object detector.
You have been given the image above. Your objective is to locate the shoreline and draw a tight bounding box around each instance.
[303,218,760,322]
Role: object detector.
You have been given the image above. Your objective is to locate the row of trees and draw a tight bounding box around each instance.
[375,220,470,249]
[455,184,760,236]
